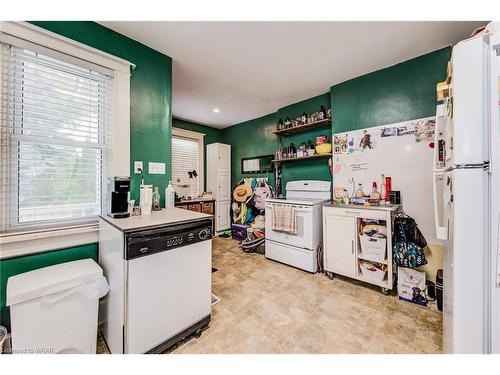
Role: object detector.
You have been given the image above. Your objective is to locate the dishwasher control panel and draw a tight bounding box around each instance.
[125,219,212,260]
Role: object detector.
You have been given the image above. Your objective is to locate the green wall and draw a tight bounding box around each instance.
[222,113,277,188]
[0,244,98,329]
[172,118,223,190]
[30,21,173,207]
[221,93,332,189]
[331,47,451,133]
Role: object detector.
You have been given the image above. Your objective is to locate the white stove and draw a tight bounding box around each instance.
[265,180,331,272]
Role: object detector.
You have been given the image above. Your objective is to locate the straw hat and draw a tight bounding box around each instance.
[233,184,253,202]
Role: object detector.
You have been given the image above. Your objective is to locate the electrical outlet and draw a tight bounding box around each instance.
[148,162,166,175]
[134,161,143,174]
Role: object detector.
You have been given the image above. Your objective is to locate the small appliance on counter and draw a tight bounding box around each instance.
[107,177,131,218]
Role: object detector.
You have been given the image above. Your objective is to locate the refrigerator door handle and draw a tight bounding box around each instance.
[433,171,448,240]
[445,161,490,172]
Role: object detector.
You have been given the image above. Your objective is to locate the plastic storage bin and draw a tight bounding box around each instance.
[359,234,387,262]
[6,259,109,354]
[358,260,387,282]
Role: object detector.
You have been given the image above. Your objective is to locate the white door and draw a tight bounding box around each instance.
[126,241,211,353]
[323,214,356,277]
[218,144,231,173]
[217,173,231,201]
[216,200,230,231]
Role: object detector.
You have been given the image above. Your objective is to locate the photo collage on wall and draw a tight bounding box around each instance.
[333,117,436,175]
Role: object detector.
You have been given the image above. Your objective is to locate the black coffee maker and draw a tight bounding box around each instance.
[107,177,131,218]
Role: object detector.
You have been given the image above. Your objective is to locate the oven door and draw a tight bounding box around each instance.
[265,202,314,249]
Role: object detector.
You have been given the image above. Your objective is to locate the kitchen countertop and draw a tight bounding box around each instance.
[323,202,401,212]
[99,208,213,233]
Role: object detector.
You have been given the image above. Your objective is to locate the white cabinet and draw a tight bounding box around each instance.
[207,143,231,232]
[322,204,400,293]
[323,214,356,277]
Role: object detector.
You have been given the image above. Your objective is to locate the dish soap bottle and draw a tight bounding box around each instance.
[165,181,175,208]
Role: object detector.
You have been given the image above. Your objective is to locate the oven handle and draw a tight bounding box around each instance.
[265,204,312,211]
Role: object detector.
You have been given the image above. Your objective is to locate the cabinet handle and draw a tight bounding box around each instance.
[346,211,360,215]
[351,240,354,254]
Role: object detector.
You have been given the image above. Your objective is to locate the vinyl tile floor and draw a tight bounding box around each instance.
[98,236,442,354]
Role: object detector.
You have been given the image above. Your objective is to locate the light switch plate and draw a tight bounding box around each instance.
[149,162,166,175]
[134,161,143,174]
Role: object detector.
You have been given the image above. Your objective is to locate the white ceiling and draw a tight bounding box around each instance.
[99,21,486,128]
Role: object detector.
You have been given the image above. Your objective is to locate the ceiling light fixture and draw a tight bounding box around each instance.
[212,108,220,113]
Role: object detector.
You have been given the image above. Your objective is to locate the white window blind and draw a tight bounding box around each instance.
[0,41,113,230]
[172,136,200,199]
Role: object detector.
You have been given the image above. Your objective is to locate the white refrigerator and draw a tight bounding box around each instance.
[433,29,500,354]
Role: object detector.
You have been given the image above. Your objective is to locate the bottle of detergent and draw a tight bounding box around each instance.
[165,181,175,208]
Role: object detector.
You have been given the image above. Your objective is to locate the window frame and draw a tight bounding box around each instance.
[0,21,132,257]
[171,127,205,197]
[5,48,111,230]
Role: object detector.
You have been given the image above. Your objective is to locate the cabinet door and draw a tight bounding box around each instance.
[218,145,231,173]
[323,214,356,277]
[216,201,230,231]
[217,173,231,201]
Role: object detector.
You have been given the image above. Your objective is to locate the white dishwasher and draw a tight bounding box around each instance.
[99,216,213,354]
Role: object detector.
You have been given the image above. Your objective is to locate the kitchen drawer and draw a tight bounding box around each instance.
[201,202,214,215]
[323,206,387,220]
[177,205,188,210]
[188,203,202,212]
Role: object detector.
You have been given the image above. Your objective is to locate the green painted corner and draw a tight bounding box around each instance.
[222,113,278,188]
[221,93,332,189]
[29,21,173,207]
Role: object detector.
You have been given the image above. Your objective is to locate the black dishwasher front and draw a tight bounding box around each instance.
[125,219,212,260]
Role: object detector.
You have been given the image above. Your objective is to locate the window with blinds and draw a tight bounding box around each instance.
[0,41,113,230]
[171,136,201,199]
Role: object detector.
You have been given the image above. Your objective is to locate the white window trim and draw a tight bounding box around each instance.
[0,21,132,257]
[172,127,205,195]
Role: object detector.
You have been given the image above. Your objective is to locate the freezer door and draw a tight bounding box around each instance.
[443,168,488,353]
[450,35,489,166]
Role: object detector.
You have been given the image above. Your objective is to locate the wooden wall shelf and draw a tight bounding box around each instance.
[272,153,332,163]
[273,119,331,136]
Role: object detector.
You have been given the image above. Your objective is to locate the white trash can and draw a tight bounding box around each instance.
[6,259,109,354]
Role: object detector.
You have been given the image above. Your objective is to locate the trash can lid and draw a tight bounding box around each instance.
[6,259,103,306]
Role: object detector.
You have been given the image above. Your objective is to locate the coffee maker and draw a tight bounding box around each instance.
[107,177,131,218]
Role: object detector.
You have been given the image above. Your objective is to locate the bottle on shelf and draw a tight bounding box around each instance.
[385,176,392,201]
[370,182,381,201]
[355,183,364,198]
[380,174,386,201]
